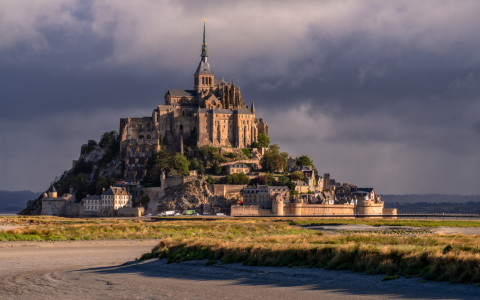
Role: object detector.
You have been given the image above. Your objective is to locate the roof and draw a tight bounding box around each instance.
[83,195,101,200]
[167,89,197,97]
[48,185,56,193]
[214,78,225,85]
[195,58,214,75]
[198,108,253,115]
[295,181,307,186]
[268,186,289,191]
[228,164,249,168]
[102,187,129,196]
[357,188,374,192]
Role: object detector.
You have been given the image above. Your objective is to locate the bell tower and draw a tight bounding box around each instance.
[194,18,214,94]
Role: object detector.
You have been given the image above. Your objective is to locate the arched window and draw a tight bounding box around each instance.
[147,135,151,139]
[202,77,205,84]
[182,111,185,116]
[209,77,212,85]
[139,135,144,139]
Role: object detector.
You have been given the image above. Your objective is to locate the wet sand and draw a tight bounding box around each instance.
[1,239,479,299]
[304,224,480,234]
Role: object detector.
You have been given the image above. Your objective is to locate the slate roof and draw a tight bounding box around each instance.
[102,187,129,196]
[195,58,214,75]
[295,181,308,186]
[167,89,197,97]
[48,185,56,193]
[214,78,225,85]
[83,195,101,200]
[228,164,249,168]
[198,108,253,115]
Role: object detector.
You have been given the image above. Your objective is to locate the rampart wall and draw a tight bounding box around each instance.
[231,205,272,216]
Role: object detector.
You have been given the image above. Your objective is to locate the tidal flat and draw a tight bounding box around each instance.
[2,216,480,289]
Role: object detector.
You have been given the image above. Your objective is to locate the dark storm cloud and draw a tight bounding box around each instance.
[1,0,480,193]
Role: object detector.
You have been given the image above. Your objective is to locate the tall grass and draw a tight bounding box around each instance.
[3,216,480,284]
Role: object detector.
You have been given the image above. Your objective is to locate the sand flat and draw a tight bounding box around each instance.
[1,239,479,299]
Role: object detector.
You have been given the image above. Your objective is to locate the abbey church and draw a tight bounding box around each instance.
[119,21,268,180]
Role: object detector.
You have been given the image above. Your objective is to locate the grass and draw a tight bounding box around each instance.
[3,216,480,284]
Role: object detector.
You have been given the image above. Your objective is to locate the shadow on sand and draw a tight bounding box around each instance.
[80,259,479,300]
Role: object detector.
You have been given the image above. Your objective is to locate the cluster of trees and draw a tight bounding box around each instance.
[53,131,122,200]
[225,173,250,185]
[145,151,190,186]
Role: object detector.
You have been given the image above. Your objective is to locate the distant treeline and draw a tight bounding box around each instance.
[0,190,40,213]
[381,194,480,204]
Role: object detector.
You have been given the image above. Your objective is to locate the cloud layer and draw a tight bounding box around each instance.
[1,0,479,194]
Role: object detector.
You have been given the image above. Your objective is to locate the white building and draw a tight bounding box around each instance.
[83,187,132,213]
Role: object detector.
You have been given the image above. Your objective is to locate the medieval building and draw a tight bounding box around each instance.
[119,21,268,180]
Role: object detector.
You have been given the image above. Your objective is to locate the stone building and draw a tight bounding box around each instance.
[232,184,397,218]
[41,186,76,216]
[226,163,250,175]
[294,180,309,193]
[119,21,268,180]
[82,187,132,215]
[243,185,290,209]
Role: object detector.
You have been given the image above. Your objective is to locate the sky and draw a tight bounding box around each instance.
[1,0,480,195]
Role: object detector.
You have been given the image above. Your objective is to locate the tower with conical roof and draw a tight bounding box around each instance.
[194,18,214,94]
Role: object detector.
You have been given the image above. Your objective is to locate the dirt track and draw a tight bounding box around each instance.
[1,240,479,300]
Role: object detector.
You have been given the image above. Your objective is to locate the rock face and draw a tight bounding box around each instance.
[146,180,240,215]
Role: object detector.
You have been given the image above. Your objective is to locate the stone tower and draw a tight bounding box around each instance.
[194,19,214,94]
[47,185,57,198]
[272,195,284,216]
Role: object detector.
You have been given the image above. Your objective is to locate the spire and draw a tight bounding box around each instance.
[251,101,255,114]
[195,18,213,75]
[201,18,207,58]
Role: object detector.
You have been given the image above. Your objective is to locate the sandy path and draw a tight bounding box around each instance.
[1,239,479,299]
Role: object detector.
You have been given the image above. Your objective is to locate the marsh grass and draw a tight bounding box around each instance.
[3,216,480,284]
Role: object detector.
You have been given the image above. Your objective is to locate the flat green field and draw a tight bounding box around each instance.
[2,216,480,284]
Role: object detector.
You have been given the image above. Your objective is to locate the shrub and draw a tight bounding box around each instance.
[241,148,251,158]
[224,152,237,159]
[289,171,305,181]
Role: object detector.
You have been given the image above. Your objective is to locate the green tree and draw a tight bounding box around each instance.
[286,181,296,191]
[212,160,221,175]
[251,141,260,148]
[260,152,285,173]
[189,158,200,170]
[87,139,97,146]
[296,155,313,166]
[172,153,190,176]
[280,151,289,161]
[72,158,92,176]
[289,171,305,181]
[99,131,118,148]
[258,133,270,148]
[269,144,280,155]
[277,176,290,186]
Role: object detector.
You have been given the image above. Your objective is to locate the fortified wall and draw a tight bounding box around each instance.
[232,198,397,218]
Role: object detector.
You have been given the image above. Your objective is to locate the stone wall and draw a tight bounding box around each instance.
[209,184,247,197]
[382,208,398,219]
[116,207,145,217]
[143,187,165,202]
[355,200,384,217]
[231,205,272,216]
[283,203,355,216]
[63,203,83,217]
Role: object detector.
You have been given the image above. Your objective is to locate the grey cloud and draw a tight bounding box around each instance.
[1,1,480,194]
